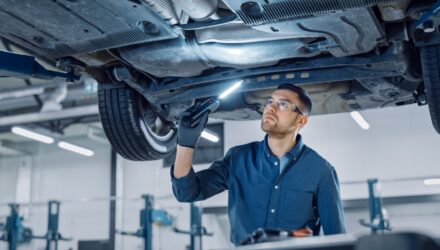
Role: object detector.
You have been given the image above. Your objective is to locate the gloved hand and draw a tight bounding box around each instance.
[177,105,209,148]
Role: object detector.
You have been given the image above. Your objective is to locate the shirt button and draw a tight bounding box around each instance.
[274,185,279,189]
[270,209,275,213]
[274,162,278,166]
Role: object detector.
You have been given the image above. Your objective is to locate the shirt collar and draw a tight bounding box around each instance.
[263,134,304,159]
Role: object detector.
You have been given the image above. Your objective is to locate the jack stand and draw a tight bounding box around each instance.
[360,179,391,234]
[0,204,33,250]
[33,200,70,250]
[117,194,173,250]
[174,203,213,250]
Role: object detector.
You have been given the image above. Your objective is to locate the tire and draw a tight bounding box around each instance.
[98,85,177,160]
[420,45,440,134]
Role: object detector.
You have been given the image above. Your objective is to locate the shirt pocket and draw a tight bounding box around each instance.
[280,186,316,228]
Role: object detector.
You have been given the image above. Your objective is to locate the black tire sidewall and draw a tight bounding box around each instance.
[420,45,440,134]
[98,85,177,161]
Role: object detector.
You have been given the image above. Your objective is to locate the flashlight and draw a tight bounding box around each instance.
[190,80,243,126]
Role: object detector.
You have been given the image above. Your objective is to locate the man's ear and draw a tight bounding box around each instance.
[297,115,308,129]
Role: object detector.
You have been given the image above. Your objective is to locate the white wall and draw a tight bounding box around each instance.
[0,138,111,250]
[1,103,439,250]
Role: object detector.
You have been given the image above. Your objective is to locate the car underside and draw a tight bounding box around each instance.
[0,0,439,160]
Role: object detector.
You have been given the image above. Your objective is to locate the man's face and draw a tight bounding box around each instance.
[261,89,307,136]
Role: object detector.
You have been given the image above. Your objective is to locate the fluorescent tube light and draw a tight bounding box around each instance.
[201,130,219,143]
[11,126,54,144]
[57,141,94,157]
[424,178,440,186]
[218,80,243,100]
[350,111,370,130]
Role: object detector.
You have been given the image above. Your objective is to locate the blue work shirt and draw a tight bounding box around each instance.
[171,134,346,245]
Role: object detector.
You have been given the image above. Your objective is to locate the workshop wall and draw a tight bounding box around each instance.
[0,138,111,250]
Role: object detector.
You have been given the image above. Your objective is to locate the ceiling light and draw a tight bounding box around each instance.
[201,130,219,143]
[57,141,94,157]
[350,111,370,130]
[424,178,440,186]
[218,80,243,100]
[11,126,54,144]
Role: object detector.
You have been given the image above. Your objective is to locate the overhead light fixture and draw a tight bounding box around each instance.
[57,141,94,157]
[201,130,219,143]
[218,80,243,100]
[350,111,370,130]
[424,178,440,186]
[11,126,54,144]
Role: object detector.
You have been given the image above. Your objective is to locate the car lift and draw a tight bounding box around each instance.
[174,203,213,250]
[0,201,70,250]
[413,0,440,47]
[118,195,212,250]
[359,179,391,234]
[33,200,71,250]
[117,194,173,250]
[0,204,32,250]
[0,50,79,81]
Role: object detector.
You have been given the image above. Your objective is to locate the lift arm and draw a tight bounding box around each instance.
[0,50,79,81]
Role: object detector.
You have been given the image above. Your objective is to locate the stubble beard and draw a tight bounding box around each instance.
[261,118,297,138]
[261,119,284,137]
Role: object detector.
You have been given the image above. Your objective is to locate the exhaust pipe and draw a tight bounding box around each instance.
[119,37,316,77]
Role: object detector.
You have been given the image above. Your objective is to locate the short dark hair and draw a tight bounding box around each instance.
[277,84,312,115]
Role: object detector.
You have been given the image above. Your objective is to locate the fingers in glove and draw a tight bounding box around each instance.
[190,110,209,128]
[198,110,209,128]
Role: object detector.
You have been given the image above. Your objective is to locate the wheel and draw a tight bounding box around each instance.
[98,84,177,160]
[420,45,440,134]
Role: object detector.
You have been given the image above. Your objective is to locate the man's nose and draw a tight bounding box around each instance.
[265,102,277,113]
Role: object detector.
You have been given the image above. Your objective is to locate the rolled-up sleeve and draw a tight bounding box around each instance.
[317,163,346,234]
[171,149,231,202]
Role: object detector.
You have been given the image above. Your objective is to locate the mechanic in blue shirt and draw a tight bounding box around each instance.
[171,84,346,245]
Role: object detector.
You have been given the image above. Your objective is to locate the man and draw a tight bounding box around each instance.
[171,84,346,245]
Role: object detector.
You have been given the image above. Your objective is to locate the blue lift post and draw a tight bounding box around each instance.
[43,200,70,250]
[32,200,70,249]
[6,204,20,250]
[0,50,79,81]
[0,201,70,250]
[360,179,391,234]
[142,194,153,250]
[190,203,204,250]
[118,194,173,250]
[0,204,32,250]
[46,200,61,250]
[174,203,213,250]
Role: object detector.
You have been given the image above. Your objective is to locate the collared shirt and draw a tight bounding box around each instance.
[279,155,289,174]
[171,134,346,245]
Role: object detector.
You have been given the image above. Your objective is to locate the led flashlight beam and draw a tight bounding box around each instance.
[191,80,243,125]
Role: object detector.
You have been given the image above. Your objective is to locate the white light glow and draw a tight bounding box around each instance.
[201,130,219,143]
[424,178,440,186]
[11,126,54,144]
[57,141,94,157]
[350,111,370,130]
[218,80,243,100]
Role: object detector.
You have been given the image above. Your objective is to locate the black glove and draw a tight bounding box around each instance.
[177,105,209,148]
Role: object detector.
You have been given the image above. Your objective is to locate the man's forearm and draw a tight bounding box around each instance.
[174,145,195,178]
